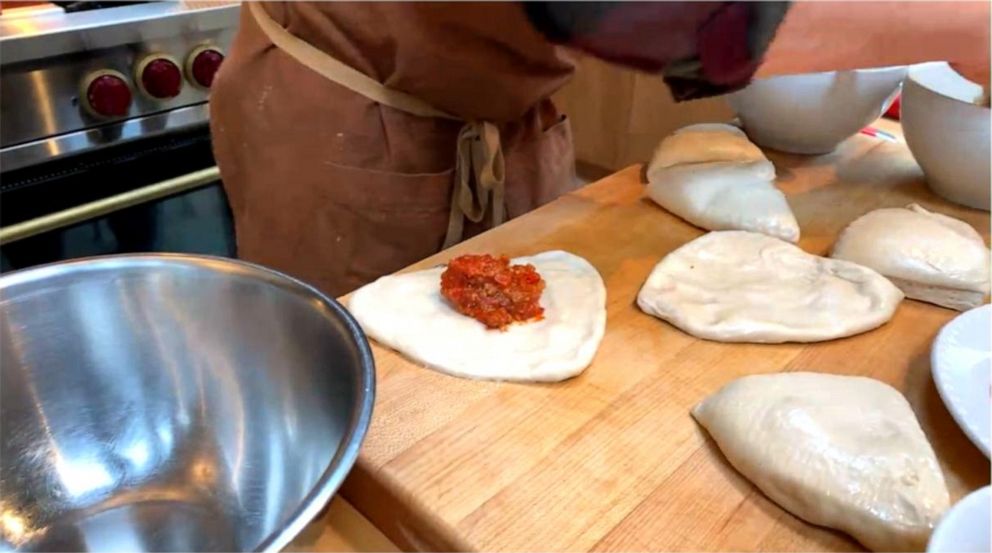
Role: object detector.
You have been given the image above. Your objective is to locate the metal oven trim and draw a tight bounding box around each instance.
[0,165,220,245]
[1,103,211,172]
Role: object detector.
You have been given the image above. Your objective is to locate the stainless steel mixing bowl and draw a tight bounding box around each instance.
[0,255,375,552]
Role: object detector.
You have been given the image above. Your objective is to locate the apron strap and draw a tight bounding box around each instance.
[249,1,453,120]
[447,121,506,249]
[249,2,505,248]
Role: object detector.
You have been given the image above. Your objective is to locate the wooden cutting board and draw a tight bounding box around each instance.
[339,131,991,552]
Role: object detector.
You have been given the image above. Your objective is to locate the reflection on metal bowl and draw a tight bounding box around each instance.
[0,255,375,552]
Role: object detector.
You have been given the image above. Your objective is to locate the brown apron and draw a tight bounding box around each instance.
[210,2,577,296]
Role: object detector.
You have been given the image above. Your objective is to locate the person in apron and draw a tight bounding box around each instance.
[211,1,988,297]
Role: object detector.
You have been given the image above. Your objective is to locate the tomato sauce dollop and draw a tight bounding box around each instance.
[440,254,546,330]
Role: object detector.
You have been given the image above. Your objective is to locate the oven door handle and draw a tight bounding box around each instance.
[0,166,221,246]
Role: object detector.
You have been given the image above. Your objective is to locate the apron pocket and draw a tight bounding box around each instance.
[504,114,577,218]
[313,162,455,295]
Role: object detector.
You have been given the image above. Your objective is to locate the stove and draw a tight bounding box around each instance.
[1,1,238,170]
[0,1,241,271]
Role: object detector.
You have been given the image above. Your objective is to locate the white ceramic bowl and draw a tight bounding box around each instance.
[902,62,990,211]
[931,304,991,458]
[927,486,990,553]
[728,66,907,154]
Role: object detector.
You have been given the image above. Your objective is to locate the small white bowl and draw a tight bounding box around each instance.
[728,66,907,154]
[902,62,990,211]
[927,486,990,553]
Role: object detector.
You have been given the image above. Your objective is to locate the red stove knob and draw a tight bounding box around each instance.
[136,55,182,99]
[80,70,132,118]
[185,45,224,89]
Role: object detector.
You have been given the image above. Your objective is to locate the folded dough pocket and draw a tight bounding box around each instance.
[646,123,800,243]
[832,203,991,311]
[692,372,950,552]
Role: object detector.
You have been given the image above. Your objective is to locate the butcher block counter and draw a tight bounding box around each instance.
[336,128,991,552]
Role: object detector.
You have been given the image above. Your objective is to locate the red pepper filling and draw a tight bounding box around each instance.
[440,254,545,330]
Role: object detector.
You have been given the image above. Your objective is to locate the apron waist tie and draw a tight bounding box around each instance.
[249,1,505,249]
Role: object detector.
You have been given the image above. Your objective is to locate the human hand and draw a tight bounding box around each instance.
[759,0,990,103]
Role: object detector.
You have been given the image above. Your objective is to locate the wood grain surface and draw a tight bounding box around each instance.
[287,499,398,552]
[339,131,991,552]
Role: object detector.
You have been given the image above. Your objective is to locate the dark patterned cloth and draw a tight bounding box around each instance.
[524,1,791,101]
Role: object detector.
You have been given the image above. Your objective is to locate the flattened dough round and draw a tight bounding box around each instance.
[832,204,990,311]
[693,372,950,552]
[348,250,606,382]
[637,231,903,343]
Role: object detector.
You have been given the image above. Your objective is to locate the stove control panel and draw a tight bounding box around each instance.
[0,1,239,170]
[2,27,235,148]
[68,42,228,123]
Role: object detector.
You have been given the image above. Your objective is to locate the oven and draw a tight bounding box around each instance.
[0,1,240,272]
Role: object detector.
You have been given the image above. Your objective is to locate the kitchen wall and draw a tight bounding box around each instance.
[553,55,734,175]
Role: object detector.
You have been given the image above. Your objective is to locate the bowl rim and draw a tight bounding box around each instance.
[905,61,990,110]
[927,485,991,552]
[745,64,907,84]
[0,252,377,553]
